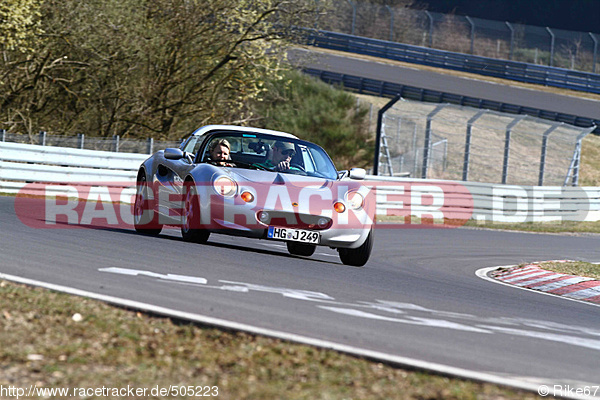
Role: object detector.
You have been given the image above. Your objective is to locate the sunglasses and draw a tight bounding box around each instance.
[281,149,295,157]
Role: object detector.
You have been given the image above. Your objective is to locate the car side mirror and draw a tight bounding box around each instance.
[164,148,185,160]
[348,168,366,180]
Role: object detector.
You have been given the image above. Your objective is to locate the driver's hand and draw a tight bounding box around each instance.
[276,160,290,171]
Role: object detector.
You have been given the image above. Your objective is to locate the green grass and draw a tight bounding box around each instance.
[0,279,541,400]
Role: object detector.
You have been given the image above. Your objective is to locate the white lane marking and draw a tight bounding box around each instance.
[218,280,335,302]
[0,270,579,397]
[319,307,491,334]
[99,267,208,284]
[476,266,600,308]
[479,325,600,351]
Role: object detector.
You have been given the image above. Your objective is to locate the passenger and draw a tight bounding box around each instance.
[208,139,234,167]
[255,141,297,172]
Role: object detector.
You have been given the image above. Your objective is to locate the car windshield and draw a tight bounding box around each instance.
[198,132,338,180]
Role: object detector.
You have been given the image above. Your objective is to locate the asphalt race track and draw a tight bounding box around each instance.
[1,195,599,396]
[288,48,600,122]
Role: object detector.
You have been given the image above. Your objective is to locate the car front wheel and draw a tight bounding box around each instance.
[133,174,162,235]
[338,229,373,267]
[181,182,210,244]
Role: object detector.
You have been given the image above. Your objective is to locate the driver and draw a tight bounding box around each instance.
[208,139,234,167]
[255,141,297,172]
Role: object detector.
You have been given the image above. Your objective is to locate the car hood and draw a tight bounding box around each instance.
[230,169,334,189]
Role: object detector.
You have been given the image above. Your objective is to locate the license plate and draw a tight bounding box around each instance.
[267,226,320,244]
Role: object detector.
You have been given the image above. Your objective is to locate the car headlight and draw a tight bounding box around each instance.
[345,190,364,210]
[213,176,237,197]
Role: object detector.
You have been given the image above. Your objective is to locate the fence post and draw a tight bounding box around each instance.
[466,16,475,54]
[505,22,514,60]
[463,110,486,181]
[422,104,445,179]
[568,129,595,186]
[425,11,434,48]
[385,5,394,41]
[546,27,555,67]
[39,131,46,146]
[346,0,356,35]
[374,94,401,175]
[538,123,560,186]
[77,133,85,150]
[0,129,5,142]
[502,116,525,184]
[147,137,154,154]
[113,135,120,152]
[590,32,598,74]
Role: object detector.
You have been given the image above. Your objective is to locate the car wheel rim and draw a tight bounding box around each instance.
[183,188,194,233]
[134,180,146,225]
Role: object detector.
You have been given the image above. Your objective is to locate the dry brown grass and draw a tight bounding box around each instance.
[536,261,600,280]
[0,280,540,400]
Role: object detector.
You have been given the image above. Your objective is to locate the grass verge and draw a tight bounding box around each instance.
[0,279,540,400]
[535,261,600,280]
[463,220,600,235]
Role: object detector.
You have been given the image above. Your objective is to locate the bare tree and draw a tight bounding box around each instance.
[0,0,322,139]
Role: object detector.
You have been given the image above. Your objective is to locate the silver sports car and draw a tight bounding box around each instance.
[133,125,374,266]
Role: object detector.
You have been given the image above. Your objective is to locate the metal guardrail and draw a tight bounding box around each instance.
[368,175,600,223]
[306,30,600,95]
[1,142,599,222]
[303,68,600,131]
[0,142,146,186]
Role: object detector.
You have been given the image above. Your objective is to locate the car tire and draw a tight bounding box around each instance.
[338,229,373,267]
[181,181,210,244]
[133,174,163,235]
[287,242,317,257]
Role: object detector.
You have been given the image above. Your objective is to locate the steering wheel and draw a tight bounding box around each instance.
[289,163,306,172]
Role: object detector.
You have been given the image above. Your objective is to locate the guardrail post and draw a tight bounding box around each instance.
[546,27,555,67]
[538,123,560,186]
[463,110,486,181]
[502,116,525,184]
[422,104,445,179]
[39,131,46,146]
[147,137,154,154]
[0,129,5,142]
[113,135,120,152]
[77,133,85,149]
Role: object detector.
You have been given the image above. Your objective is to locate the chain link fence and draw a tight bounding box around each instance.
[0,130,180,154]
[376,99,595,186]
[320,1,599,73]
